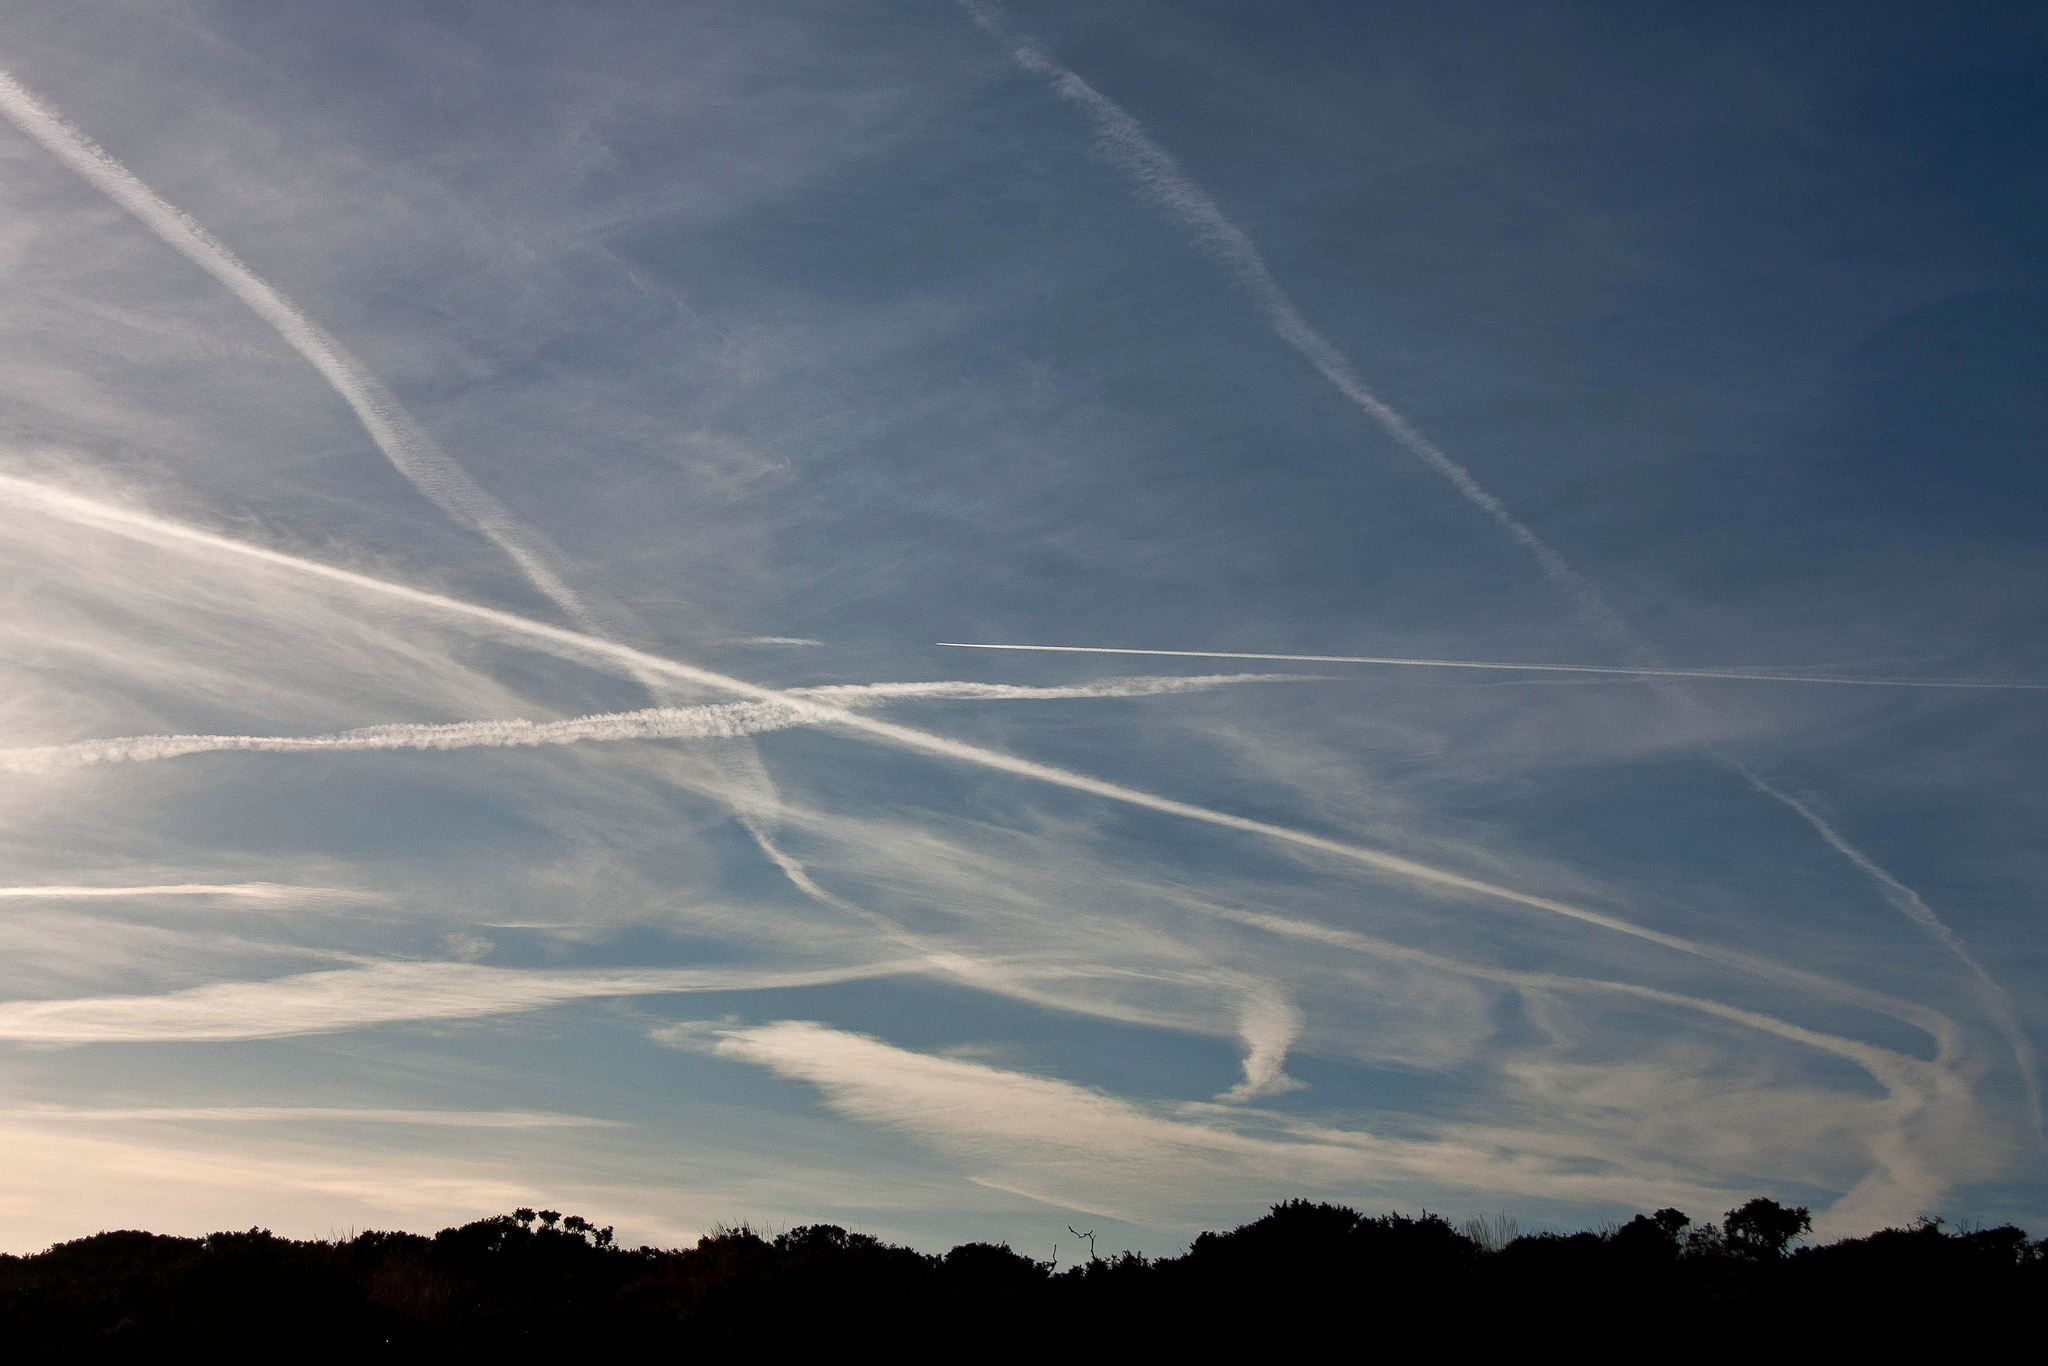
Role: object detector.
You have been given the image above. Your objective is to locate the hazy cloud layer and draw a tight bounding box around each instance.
[0,0,2039,1253]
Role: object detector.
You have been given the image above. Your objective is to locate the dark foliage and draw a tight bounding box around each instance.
[0,1196,2037,1351]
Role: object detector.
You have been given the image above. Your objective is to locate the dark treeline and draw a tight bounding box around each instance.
[2,1198,2039,1349]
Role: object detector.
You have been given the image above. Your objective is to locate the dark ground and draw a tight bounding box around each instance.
[2,1196,2037,1352]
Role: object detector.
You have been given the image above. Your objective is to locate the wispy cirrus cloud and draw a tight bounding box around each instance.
[0,883,376,903]
[4,1106,618,1128]
[0,0,2036,1252]
[0,959,921,1043]
[673,1017,1745,1223]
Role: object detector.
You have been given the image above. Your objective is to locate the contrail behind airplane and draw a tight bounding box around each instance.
[934,643,2048,691]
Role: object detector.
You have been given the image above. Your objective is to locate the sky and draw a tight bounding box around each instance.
[0,0,2041,1256]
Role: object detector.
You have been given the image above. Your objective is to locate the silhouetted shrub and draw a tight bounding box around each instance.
[0,1197,2038,1348]
[1723,1198,1812,1259]
[1609,1207,1691,1259]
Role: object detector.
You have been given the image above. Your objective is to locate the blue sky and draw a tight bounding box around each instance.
[0,0,2041,1253]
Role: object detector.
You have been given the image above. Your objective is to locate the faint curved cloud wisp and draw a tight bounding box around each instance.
[1211,903,1957,1225]
[1729,759,2045,1149]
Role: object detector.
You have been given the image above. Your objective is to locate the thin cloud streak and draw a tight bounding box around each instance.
[935,643,2048,691]
[0,959,923,1042]
[5,1107,619,1128]
[0,883,374,903]
[0,703,810,774]
[956,0,1643,660]
[791,675,1318,702]
[0,472,1955,1047]
[1729,760,2045,1147]
[0,675,1305,773]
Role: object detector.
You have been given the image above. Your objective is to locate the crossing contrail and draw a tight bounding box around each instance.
[0,474,1962,1058]
[0,66,864,928]
[1729,759,2046,1146]
[933,643,2048,690]
[0,68,604,632]
[952,4,2042,1170]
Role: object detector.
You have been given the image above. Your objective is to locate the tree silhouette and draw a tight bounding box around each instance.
[1,1197,2037,1349]
[1723,1198,1812,1259]
[1610,1206,1690,1257]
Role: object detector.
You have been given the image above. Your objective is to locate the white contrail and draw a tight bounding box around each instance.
[956,1,1643,658]
[953,9,2034,1169]
[0,675,1302,774]
[19,50,1959,1179]
[0,67,876,933]
[934,643,2048,691]
[0,474,1957,1047]
[791,674,1314,702]
[1730,760,2045,1145]
[0,882,370,902]
[0,702,809,774]
[0,69,608,632]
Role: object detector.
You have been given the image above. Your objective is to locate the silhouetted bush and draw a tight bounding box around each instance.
[0,1195,2037,1348]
